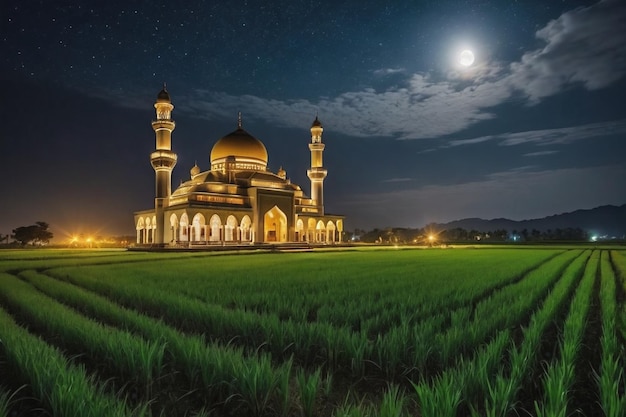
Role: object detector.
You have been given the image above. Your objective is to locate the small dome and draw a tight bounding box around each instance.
[311,116,322,127]
[156,86,171,103]
[190,163,200,177]
[210,127,268,168]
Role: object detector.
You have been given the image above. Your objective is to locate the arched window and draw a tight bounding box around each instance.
[307,218,316,242]
[169,214,178,243]
[296,219,305,242]
[179,213,189,242]
[192,213,206,242]
[225,215,238,241]
[136,217,145,244]
[316,220,326,243]
[241,215,252,241]
[209,214,222,242]
[145,217,152,243]
[326,221,336,243]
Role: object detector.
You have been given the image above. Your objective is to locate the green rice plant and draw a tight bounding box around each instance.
[322,370,333,398]
[378,384,407,417]
[332,394,372,417]
[0,303,148,417]
[297,367,321,417]
[412,372,461,417]
[0,385,26,417]
[276,356,293,417]
[229,353,279,417]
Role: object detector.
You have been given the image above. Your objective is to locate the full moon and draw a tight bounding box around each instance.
[459,49,475,67]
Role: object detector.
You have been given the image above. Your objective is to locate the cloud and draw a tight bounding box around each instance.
[380,177,413,183]
[507,0,626,103]
[100,0,625,141]
[335,164,626,227]
[523,150,559,157]
[448,119,626,147]
[372,68,406,76]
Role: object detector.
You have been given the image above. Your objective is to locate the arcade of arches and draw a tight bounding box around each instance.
[136,210,343,245]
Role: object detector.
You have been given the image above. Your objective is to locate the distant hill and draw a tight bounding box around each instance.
[434,204,626,238]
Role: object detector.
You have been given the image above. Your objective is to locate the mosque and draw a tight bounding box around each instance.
[134,87,344,246]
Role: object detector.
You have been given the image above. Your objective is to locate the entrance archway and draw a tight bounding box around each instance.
[264,206,287,242]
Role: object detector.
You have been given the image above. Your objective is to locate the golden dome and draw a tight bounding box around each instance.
[210,127,268,168]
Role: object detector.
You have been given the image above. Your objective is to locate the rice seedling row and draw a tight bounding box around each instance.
[1,247,622,416]
[412,249,589,417]
[17,269,328,417]
[45,250,570,381]
[596,251,626,417]
[0,273,165,408]
[532,250,597,417]
[610,250,626,342]
[66,249,562,334]
[0,303,150,417]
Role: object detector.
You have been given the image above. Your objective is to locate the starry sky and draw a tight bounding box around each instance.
[1,0,625,240]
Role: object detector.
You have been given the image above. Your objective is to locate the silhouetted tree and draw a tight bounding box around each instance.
[12,221,53,246]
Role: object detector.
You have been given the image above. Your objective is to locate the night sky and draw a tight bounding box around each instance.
[2,0,625,240]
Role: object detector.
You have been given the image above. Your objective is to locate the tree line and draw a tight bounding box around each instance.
[353,226,589,244]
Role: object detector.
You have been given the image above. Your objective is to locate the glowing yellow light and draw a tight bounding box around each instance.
[428,234,434,242]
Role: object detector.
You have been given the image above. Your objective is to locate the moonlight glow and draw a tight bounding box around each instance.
[459,50,475,66]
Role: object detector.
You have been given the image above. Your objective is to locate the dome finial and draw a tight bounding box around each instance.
[238,111,242,128]
[163,82,167,91]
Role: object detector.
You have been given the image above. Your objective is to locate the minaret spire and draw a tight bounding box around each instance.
[150,86,178,245]
[307,115,327,214]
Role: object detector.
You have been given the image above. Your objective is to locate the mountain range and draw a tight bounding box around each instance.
[433,204,626,238]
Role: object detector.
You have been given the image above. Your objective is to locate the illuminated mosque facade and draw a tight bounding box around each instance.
[134,87,344,246]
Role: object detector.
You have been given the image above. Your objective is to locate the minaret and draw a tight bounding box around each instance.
[150,85,177,244]
[307,116,327,214]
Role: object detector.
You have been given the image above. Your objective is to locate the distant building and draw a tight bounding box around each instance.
[134,87,344,246]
